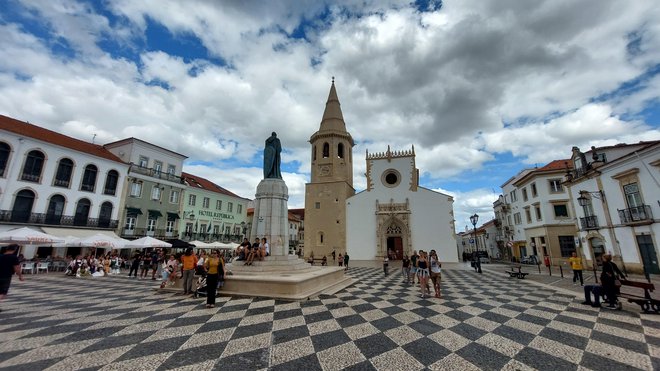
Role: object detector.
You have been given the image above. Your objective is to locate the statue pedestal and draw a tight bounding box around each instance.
[252,178,289,256]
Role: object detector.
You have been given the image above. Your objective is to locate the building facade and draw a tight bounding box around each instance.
[346,146,458,262]
[565,142,660,274]
[304,81,355,258]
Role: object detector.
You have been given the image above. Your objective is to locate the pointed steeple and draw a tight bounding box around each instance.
[319,77,347,133]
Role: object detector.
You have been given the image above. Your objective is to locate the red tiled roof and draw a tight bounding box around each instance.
[538,159,572,171]
[289,208,305,219]
[181,172,248,199]
[0,114,125,163]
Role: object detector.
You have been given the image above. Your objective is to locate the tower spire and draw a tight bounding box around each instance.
[319,78,346,132]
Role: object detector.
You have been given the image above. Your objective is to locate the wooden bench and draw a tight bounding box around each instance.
[505,265,529,279]
[617,280,660,313]
[308,258,326,266]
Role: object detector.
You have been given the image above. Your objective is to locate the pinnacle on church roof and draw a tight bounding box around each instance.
[319,77,347,133]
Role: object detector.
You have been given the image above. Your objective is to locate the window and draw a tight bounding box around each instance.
[525,208,532,223]
[514,213,522,225]
[151,186,161,201]
[103,170,119,195]
[228,202,233,212]
[52,158,73,187]
[147,218,156,231]
[315,202,321,209]
[167,165,176,175]
[531,183,537,197]
[522,188,528,202]
[154,161,162,175]
[237,204,242,214]
[81,165,98,192]
[214,200,221,210]
[188,194,196,206]
[21,150,45,182]
[0,142,9,177]
[535,205,542,221]
[558,236,576,257]
[125,217,136,230]
[130,182,142,197]
[73,198,91,226]
[139,156,148,168]
[549,179,563,193]
[509,190,517,202]
[169,190,179,203]
[322,142,329,158]
[185,223,193,236]
[338,143,344,158]
[623,183,642,208]
[166,220,174,233]
[45,195,65,225]
[554,204,569,218]
[98,202,113,228]
[203,197,210,208]
[319,232,324,244]
[11,189,35,222]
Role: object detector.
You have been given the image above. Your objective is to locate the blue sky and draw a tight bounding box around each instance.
[1,0,659,230]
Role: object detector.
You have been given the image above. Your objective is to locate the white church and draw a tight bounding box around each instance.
[346,146,458,262]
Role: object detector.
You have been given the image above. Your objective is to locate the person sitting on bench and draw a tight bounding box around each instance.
[582,254,625,309]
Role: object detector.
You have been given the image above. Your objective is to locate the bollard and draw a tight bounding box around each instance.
[559,265,563,278]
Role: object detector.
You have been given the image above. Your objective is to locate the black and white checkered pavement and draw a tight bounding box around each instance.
[0,267,658,370]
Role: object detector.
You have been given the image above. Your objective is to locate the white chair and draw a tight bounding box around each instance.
[37,262,49,274]
[21,262,35,274]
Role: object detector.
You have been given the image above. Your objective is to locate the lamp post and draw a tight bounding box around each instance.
[470,213,482,274]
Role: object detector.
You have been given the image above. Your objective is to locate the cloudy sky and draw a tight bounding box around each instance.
[1,0,659,231]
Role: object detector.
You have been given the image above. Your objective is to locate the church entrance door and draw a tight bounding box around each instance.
[387,236,403,260]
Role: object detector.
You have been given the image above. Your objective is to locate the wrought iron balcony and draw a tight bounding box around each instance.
[121,228,177,239]
[0,210,118,229]
[579,215,599,230]
[20,173,40,182]
[54,179,70,187]
[618,205,653,224]
[130,164,184,184]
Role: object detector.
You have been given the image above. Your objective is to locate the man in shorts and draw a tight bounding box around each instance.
[0,244,24,311]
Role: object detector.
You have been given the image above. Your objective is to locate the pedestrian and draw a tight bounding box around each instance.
[139,253,150,279]
[0,244,24,312]
[568,251,584,286]
[601,254,625,309]
[417,250,431,298]
[383,255,389,275]
[128,252,140,278]
[344,253,350,270]
[429,250,442,298]
[321,256,327,266]
[331,250,336,262]
[204,250,221,308]
[338,253,343,267]
[160,254,178,289]
[196,251,207,275]
[180,248,198,295]
[401,254,411,283]
[150,249,160,280]
[409,250,419,284]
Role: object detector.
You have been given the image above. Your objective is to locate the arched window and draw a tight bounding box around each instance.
[338,143,344,159]
[103,170,119,195]
[313,145,317,161]
[54,158,74,187]
[98,201,113,228]
[12,189,35,222]
[0,142,10,177]
[73,198,91,226]
[46,195,65,225]
[21,150,45,182]
[81,165,98,192]
[322,142,329,158]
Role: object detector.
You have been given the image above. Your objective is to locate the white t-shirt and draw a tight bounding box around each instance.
[430,257,441,273]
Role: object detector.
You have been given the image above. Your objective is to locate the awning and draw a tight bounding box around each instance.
[167,212,180,221]
[126,207,143,216]
[41,227,121,239]
[148,209,163,219]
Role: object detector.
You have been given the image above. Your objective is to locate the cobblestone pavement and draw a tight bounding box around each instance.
[0,265,658,370]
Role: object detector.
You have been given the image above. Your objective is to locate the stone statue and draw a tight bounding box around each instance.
[263,132,282,179]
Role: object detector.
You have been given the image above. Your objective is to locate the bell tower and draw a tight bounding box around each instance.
[304,79,355,258]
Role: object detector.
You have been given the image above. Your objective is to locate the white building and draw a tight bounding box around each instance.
[346,146,458,262]
[0,114,129,258]
[566,142,660,274]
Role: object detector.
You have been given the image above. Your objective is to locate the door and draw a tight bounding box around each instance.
[590,238,605,266]
[386,237,403,260]
[637,235,660,274]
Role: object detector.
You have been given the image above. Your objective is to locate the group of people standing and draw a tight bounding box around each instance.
[401,250,442,299]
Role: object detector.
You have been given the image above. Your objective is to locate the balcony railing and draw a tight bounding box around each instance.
[54,179,70,187]
[579,215,599,230]
[121,228,179,239]
[81,184,95,192]
[180,232,243,243]
[130,165,184,184]
[103,188,117,195]
[0,210,118,229]
[618,205,653,224]
[20,173,40,182]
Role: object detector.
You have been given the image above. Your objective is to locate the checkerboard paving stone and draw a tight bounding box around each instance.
[1,268,659,370]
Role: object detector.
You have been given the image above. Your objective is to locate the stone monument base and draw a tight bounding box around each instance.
[223,255,354,300]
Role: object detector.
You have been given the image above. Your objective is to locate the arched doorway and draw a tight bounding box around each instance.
[589,237,605,266]
[74,198,91,226]
[46,194,65,225]
[12,189,35,222]
[98,201,113,228]
[378,217,409,260]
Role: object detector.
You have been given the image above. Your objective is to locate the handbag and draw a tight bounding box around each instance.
[614,279,622,288]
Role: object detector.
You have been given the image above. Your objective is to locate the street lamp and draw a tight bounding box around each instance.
[470,213,482,274]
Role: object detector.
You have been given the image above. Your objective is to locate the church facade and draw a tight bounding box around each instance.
[346,147,458,262]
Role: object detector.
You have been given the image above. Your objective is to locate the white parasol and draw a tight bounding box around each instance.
[124,236,172,249]
[75,233,128,249]
[0,227,64,244]
[189,240,212,248]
